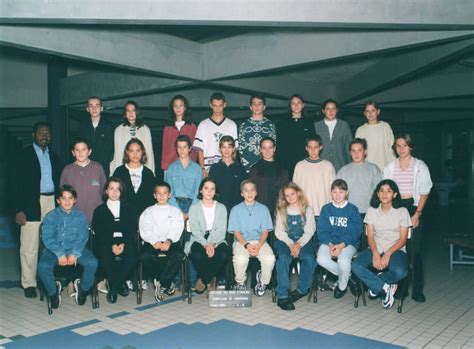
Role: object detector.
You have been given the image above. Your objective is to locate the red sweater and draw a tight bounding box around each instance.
[161,121,197,170]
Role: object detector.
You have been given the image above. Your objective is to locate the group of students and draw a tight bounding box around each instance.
[15,91,433,314]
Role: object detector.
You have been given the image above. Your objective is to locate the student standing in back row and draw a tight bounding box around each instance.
[277,94,317,179]
[239,94,277,171]
[79,96,114,177]
[193,92,238,176]
[314,99,352,172]
[161,95,197,173]
[355,101,395,171]
[110,100,155,175]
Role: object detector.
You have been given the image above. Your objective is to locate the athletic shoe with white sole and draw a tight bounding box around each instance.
[254,270,267,297]
[382,283,398,309]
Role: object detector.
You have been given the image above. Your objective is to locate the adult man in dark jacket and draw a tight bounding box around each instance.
[12,122,63,298]
[78,96,114,177]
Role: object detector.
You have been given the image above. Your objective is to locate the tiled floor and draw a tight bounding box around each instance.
[0,201,473,348]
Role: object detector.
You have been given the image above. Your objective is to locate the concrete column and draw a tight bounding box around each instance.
[47,57,68,163]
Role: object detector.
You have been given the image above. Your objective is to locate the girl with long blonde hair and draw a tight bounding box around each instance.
[274,182,316,311]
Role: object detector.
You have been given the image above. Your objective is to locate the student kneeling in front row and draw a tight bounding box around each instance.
[139,182,185,302]
[38,185,98,309]
[228,180,275,296]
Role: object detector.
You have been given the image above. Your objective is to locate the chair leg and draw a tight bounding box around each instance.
[271,267,277,303]
[137,263,143,304]
[186,258,192,304]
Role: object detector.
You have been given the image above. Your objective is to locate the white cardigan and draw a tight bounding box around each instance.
[110,124,155,175]
[383,157,432,206]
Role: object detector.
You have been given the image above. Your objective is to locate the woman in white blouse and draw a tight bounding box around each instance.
[110,100,155,174]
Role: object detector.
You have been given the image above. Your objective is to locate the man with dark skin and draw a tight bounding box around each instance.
[12,122,63,298]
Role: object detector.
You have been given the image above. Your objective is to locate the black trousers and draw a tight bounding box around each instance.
[190,242,231,285]
[140,242,184,289]
[97,245,138,292]
[401,198,424,294]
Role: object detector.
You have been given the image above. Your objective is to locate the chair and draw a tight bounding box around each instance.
[38,228,99,315]
[226,231,277,302]
[353,227,413,314]
[136,228,191,304]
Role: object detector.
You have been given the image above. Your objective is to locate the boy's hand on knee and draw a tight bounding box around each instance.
[67,255,77,266]
[58,255,67,266]
[153,242,163,250]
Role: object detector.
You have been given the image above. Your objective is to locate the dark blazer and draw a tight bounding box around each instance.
[12,145,63,221]
[91,201,136,256]
[112,165,156,229]
[78,117,114,176]
[249,159,289,217]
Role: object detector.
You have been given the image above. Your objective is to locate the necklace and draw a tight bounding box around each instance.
[244,203,256,216]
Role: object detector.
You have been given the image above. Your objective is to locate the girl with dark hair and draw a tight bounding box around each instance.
[110,100,155,174]
[313,98,352,172]
[276,94,317,178]
[91,177,138,303]
[351,179,411,309]
[187,178,231,294]
[383,133,432,302]
[249,137,289,216]
[161,95,197,172]
[112,138,155,230]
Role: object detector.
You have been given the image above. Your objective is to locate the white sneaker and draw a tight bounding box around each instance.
[153,279,164,302]
[382,283,398,309]
[126,280,134,291]
[141,280,148,290]
[97,280,108,294]
[254,270,267,297]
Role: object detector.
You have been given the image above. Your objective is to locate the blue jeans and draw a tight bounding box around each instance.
[275,240,316,299]
[351,249,408,294]
[38,249,98,296]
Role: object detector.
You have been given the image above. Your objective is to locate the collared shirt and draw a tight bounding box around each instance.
[364,206,412,253]
[42,207,89,259]
[33,143,54,193]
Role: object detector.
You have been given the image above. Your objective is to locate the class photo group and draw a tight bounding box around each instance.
[12,91,432,313]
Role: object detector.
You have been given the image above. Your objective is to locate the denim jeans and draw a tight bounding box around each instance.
[275,240,316,299]
[351,248,408,294]
[38,248,98,296]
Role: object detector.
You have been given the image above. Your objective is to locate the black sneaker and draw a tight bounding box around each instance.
[24,287,37,298]
[288,290,307,303]
[347,276,359,296]
[117,283,130,297]
[74,279,89,306]
[334,286,347,299]
[165,282,176,296]
[277,298,295,311]
[50,281,62,309]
